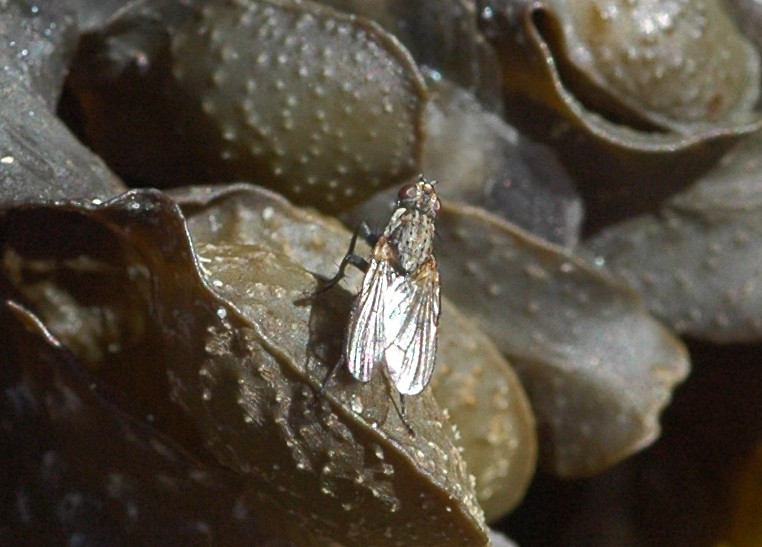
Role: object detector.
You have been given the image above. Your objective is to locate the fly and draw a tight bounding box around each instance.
[318,175,442,427]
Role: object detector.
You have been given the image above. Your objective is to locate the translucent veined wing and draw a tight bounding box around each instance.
[344,257,391,382]
[382,258,441,395]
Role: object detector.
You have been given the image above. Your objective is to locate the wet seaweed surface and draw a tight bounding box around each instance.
[1,0,761,546]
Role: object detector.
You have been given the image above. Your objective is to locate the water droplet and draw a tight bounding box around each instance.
[350,395,363,414]
[320,482,335,497]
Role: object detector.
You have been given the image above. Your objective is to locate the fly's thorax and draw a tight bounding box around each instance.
[383,207,435,274]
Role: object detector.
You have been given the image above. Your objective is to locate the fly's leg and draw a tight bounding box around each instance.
[310,222,378,408]
[313,222,374,296]
[317,358,342,396]
[363,225,379,247]
[309,353,344,410]
[397,394,416,437]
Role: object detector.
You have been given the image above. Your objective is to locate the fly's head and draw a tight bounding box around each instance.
[396,175,440,220]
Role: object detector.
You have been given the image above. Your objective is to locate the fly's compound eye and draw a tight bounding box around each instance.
[398,183,418,201]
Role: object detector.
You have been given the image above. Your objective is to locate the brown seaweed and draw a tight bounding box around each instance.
[0,1,125,207]
[478,0,762,151]
[434,201,689,476]
[0,189,489,545]
[172,182,538,522]
[1,300,287,545]
[66,0,428,212]
[584,132,762,342]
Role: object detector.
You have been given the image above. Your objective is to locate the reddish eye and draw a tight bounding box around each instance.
[398,183,417,200]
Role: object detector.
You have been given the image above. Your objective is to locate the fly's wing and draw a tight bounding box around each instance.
[344,257,391,382]
[383,258,441,395]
